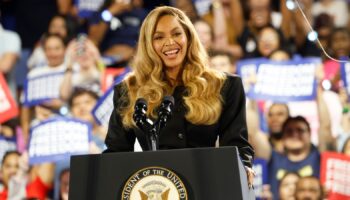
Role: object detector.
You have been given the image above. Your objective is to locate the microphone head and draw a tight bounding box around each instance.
[159,96,174,117]
[134,98,148,123]
[135,98,147,107]
[162,95,175,106]
[157,96,174,131]
[135,98,148,111]
[133,98,154,131]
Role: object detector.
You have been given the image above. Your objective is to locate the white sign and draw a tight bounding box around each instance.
[29,118,90,164]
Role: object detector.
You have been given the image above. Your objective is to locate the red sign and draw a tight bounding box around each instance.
[0,73,18,123]
[321,152,350,200]
[101,68,126,92]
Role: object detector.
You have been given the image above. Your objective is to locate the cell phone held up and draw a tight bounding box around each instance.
[76,34,87,57]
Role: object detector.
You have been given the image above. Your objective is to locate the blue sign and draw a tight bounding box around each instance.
[92,68,130,127]
[253,158,268,200]
[237,58,320,102]
[92,86,114,127]
[340,62,350,98]
[23,71,65,106]
[28,117,91,164]
[76,0,104,18]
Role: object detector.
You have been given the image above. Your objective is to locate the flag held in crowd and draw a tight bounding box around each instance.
[28,117,91,164]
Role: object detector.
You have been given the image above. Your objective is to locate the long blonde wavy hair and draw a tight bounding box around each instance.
[119,6,226,128]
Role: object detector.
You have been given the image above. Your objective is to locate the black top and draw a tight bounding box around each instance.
[104,74,254,168]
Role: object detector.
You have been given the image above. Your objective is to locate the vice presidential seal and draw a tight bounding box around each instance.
[121,166,188,200]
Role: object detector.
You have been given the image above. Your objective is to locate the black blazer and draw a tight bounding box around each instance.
[104,74,254,168]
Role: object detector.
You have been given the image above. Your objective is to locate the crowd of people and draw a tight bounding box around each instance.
[1,0,350,199]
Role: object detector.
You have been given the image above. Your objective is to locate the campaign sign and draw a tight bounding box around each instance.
[320,152,350,200]
[0,73,18,123]
[237,58,320,102]
[236,58,261,93]
[23,72,65,106]
[0,136,16,164]
[340,62,350,97]
[92,86,114,127]
[253,158,268,200]
[92,69,130,127]
[77,0,104,18]
[28,117,91,164]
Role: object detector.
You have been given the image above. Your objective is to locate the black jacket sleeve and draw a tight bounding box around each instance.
[219,75,255,168]
[103,83,136,153]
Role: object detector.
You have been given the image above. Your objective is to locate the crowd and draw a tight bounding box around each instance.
[1,0,350,199]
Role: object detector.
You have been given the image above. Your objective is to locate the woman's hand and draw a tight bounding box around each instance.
[245,166,256,189]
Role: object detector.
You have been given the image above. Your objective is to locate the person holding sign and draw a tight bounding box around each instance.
[103,6,255,186]
[21,33,68,143]
[0,151,54,200]
[27,14,77,70]
[27,34,67,79]
[69,88,107,152]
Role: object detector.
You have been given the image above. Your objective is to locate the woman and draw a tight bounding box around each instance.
[193,19,214,52]
[0,151,54,200]
[27,14,76,69]
[21,33,67,143]
[279,172,300,200]
[324,28,350,92]
[60,37,102,101]
[257,26,284,58]
[104,6,254,184]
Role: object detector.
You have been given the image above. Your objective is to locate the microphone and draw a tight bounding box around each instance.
[156,96,175,132]
[133,98,154,133]
[132,96,175,151]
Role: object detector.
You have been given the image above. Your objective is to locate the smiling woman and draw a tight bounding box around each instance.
[103,6,255,186]
[152,15,188,85]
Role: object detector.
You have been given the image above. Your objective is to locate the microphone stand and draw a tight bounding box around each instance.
[133,96,174,151]
[150,95,174,151]
[149,125,159,151]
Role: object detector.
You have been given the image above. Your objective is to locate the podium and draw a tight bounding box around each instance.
[69,147,255,199]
